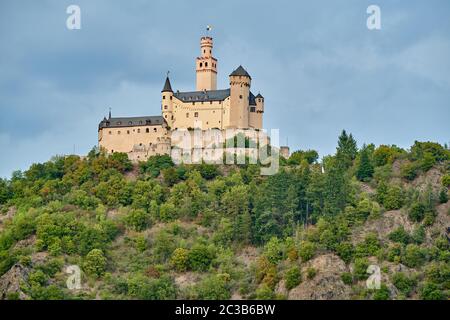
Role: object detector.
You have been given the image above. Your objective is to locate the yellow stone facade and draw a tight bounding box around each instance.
[98,35,265,161]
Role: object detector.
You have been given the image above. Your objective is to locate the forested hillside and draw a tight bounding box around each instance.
[0,131,449,300]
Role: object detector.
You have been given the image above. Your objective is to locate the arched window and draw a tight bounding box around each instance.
[205,62,208,67]
[146,128,149,133]
[194,112,199,118]
[200,62,203,67]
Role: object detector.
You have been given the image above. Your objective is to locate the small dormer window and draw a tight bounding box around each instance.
[129,121,132,125]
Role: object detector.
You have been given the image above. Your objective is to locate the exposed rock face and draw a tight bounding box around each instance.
[351,209,415,244]
[0,264,29,300]
[288,254,351,300]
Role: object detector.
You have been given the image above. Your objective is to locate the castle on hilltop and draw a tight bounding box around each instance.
[98,34,270,161]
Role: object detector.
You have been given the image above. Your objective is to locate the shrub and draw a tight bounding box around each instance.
[171,248,189,272]
[419,282,445,300]
[83,249,107,277]
[402,244,426,268]
[383,186,404,210]
[353,258,369,280]
[255,283,275,300]
[159,203,177,222]
[264,237,284,264]
[284,266,301,290]
[124,209,151,231]
[306,267,317,280]
[442,174,450,188]
[298,241,315,262]
[392,272,416,296]
[341,272,353,285]
[372,284,390,300]
[194,274,231,300]
[198,164,220,180]
[336,242,354,264]
[439,188,448,203]
[408,202,426,222]
[388,226,410,245]
[188,244,215,271]
[401,163,420,181]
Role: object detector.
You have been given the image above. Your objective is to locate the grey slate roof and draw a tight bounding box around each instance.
[161,77,173,92]
[174,89,231,102]
[99,116,165,129]
[173,88,258,105]
[229,65,251,79]
[255,93,264,99]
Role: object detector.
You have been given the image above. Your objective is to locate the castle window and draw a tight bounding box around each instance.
[146,128,149,133]
[127,130,130,134]
[170,96,172,100]
[137,129,140,133]
[194,112,199,117]
[250,107,256,112]
[117,121,122,125]
[154,128,157,132]
[165,115,167,118]
[186,113,189,118]
[163,95,165,99]
[200,62,203,67]
[109,131,112,135]
[239,95,243,99]
[164,105,168,110]
[118,131,121,135]
[205,62,208,67]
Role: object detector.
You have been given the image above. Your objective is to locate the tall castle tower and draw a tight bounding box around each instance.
[161,76,174,127]
[229,66,251,128]
[196,36,217,91]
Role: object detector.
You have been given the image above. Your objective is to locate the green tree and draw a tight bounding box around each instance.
[188,244,215,271]
[171,248,189,272]
[298,241,316,262]
[336,130,358,168]
[83,249,107,277]
[284,266,301,290]
[438,188,448,203]
[356,145,374,181]
[124,209,151,231]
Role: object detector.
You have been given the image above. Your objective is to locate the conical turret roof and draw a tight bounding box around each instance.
[161,76,173,92]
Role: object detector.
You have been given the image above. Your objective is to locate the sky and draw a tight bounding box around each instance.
[0,0,449,178]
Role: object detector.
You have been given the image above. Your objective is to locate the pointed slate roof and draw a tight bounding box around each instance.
[229,65,251,79]
[255,93,264,99]
[161,76,173,92]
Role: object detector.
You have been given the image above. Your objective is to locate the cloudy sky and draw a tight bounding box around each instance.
[0,0,449,178]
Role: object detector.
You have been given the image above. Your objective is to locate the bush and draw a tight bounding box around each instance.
[159,203,177,222]
[264,237,284,264]
[419,282,445,300]
[83,249,107,277]
[336,242,354,264]
[392,272,416,296]
[341,272,353,285]
[442,174,450,188]
[298,241,315,262]
[194,274,231,300]
[372,284,390,300]
[383,186,404,210]
[188,244,215,271]
[402,244,426,268]
[171,248,189,272]
[255,283,275,300]
[388,226,410,245]
[306,267,317,280]
[401,163,420,181]
[408,202,426,222]
[284,266,301,290]
[124,209,151,231]
[198,164,220,180]
[439,188,448,203]
[353,258,369,280]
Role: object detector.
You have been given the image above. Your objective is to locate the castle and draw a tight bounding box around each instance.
[98,35,267,161]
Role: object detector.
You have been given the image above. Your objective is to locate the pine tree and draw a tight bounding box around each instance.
[336,130,358,168]
[356,145,374,181]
